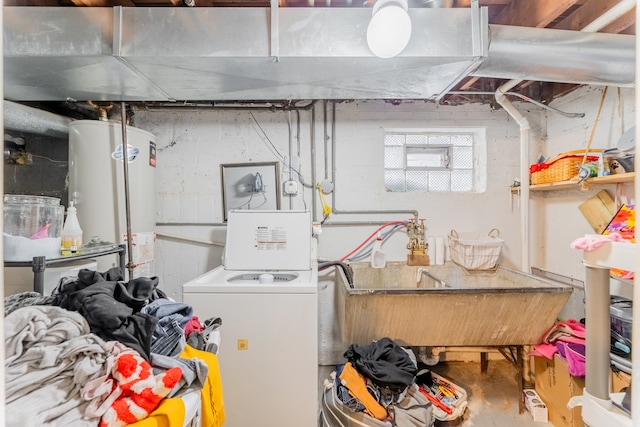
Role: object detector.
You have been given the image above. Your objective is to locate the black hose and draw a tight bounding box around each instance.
[318,260,354,288]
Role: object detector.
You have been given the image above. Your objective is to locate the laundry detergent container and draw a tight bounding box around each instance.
[3,195,64,261]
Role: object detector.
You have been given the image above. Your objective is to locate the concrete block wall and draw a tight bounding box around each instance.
[133,87,635,362]
[135,99,546,363]
[135,100,543,293]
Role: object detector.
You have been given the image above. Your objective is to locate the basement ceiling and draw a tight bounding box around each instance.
[3,0,636,109]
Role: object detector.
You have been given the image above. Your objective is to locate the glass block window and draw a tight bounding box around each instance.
[384,130,485,192]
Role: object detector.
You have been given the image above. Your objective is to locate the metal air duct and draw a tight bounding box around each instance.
[2,6,635,102]
[473,25,635,87]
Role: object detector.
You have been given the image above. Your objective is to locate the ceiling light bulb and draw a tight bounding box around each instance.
[366,0,412,59]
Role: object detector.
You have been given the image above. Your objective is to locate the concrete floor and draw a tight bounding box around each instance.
[319,359,553,426]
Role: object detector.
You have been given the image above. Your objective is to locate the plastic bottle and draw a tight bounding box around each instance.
[370,233,386,268]
[60,202,83,255]
[435,236,445,265]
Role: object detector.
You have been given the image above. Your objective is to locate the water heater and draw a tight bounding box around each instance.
[68,120,156,276]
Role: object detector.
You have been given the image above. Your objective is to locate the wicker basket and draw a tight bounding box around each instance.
[448,229,504,271]
[530,149,601,185]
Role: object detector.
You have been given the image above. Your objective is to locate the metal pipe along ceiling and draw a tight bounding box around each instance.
[4,101,73,138]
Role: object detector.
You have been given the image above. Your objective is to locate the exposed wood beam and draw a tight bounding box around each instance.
[600,9,636,34]
[554,0,625,30]
[494,0,581,28]
[459,76,481,91]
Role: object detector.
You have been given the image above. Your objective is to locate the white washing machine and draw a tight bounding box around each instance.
[183,210,318,427]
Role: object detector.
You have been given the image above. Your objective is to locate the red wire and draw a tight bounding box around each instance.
[339,220,408,262]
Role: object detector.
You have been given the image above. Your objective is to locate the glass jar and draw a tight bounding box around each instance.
[3,194,64,261]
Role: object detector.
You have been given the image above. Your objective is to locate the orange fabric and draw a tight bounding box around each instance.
[339,362,387,420]
[179,345,226,427]
[126,397,186,427]
[99,352,183,427]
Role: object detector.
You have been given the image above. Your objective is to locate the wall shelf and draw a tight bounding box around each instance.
[4,244,126,294]
[510,172,635,193]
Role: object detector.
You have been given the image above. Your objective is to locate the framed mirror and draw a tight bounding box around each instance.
[220,161,280,221]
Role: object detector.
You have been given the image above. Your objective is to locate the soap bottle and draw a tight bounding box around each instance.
[61,202,83,255]
[370,233,386,268]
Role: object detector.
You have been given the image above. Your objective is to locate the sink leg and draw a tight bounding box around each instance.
[480,352,489,373]
[516,346,524,414]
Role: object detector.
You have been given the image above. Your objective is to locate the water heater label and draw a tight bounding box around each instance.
[254,226,287,251]
[149,141,156,168]
[112,144,139,162]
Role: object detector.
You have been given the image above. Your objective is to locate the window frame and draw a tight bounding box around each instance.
[383,128,486,193]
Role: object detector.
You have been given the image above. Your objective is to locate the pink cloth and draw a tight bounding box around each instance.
[184,315,204,336]
[570,232,624,251]
[541,319,585,343]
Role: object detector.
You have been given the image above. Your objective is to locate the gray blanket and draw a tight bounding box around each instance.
[5,305,110,426]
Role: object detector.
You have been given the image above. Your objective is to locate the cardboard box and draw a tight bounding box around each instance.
[534,355,585,427]
[523,389,549,423]
[611,369,632,393]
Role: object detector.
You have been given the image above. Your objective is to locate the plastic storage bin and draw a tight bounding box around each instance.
[610,299,632,342]
[3,195,64,261]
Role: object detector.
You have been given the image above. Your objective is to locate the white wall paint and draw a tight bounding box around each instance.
[135,100,544,291]
[133,90,634,362]
[135,100,549,363]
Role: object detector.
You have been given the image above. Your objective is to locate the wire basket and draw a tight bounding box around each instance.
[448,228,504,272]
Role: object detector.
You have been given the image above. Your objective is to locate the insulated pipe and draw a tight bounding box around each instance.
[4,100,73,138]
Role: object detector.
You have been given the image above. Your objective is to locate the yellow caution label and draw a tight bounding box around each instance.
[237,339,249,350]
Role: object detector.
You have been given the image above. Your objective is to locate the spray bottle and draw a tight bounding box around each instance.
[370,233,386,268]
[61,202,83,255]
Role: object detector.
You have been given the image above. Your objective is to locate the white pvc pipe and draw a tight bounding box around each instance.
[495,84,531,273]
[581,0,636,32]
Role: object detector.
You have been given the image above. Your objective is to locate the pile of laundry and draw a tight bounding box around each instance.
[320,337,467,427]
[532,319,586,377]
[4,267,225,427]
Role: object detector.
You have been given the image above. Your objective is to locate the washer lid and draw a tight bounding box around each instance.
[224,210,312,271]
